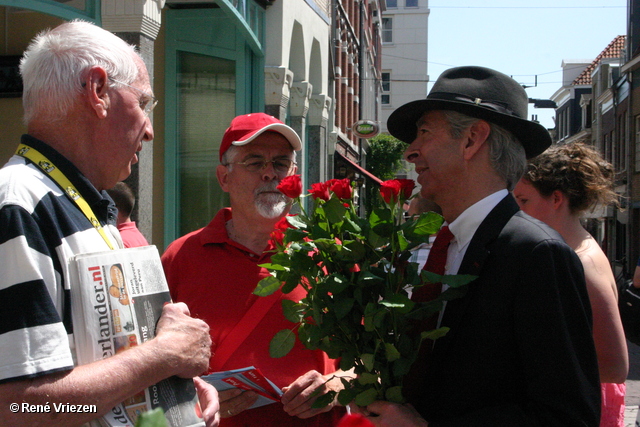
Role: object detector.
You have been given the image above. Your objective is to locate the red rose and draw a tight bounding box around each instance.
[397,179,416,200]
[308,182,330,201]
[269,228,285,248]
[380,180,402,204]
[380,179,416,204]
[329,178,353,200]
[274,216,293,232]
[277,174,302,198]
[268,216,294,250]
[336,414,375,427]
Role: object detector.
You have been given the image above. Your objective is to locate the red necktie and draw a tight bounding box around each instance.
[412,225,454,303]
[404,225,454,399]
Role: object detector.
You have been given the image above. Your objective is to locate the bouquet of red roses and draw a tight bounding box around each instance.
[254,175,473,407]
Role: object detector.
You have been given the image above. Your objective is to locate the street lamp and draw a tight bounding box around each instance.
[528,98,557,109]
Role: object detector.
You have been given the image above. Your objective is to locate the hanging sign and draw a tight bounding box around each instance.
[352,120,380,139]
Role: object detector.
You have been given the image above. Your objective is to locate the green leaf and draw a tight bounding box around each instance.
[337,387,360,406]
[257,263,287,271]
[270,251,292,266]
[324,197,348,224]
[284,227,308,242]
[406,211,444,237]
[311,219,331,238]
[366,228,388,249]
[343,216,363,233]
[354,387,379,406]
[313,238,339,254]
[363,302,377,332]
[338,240,366,261]
[311,390,337,409]
[291,249,318,271]
[281,268,302,294]
[286,215,308,230]
[134,408,168,427]
[373,307,387,329]
[384,386,405,404]
[339,355,356,371]
[392,357,414,378]
[361,353,375,371]
[421,271,477,288]
[333,297,355,320]
[379,294,415,314]
[253,275,281,296]
[369,207,392,226]
[439,285,469,301]
[357,372,379,385]
[357,270,384,286]
[442,273,477,287]
[384,343,401,362]
[289,241,317,253]
[397,230,410,251]
[324,274,350,294]
[421,326,450,341]
[269,329,296,358]
[282,299,305,323]
[298,323,322,349]
[369,208,393,237]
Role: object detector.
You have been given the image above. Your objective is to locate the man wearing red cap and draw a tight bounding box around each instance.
[162,113,347,426]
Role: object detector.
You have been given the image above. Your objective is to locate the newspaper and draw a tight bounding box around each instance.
[70,245,205,427]
[202,366,282,410]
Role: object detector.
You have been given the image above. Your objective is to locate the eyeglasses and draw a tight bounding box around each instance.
[226,158,296,174]
[109,78,158,116]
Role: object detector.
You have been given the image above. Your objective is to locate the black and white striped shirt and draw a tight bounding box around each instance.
[0,135,121,383]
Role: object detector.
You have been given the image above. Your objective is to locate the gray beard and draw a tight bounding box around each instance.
[255,182,288,219]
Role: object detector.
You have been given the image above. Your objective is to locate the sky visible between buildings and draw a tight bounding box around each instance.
[427,1,626,130]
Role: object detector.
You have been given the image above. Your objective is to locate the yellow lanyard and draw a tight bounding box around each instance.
[15,143,115,250]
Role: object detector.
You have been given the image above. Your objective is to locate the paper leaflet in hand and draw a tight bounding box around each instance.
[201,366,283,409]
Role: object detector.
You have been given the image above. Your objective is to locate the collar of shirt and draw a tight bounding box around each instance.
[445,189,508,275]
[200,207,234,246]
[199,207,272,262]
[22,134,117,227]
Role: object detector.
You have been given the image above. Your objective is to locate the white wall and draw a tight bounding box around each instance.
[380,0,429,133]
[265,0,330,94]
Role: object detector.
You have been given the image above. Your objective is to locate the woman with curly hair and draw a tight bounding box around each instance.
[513,142,628,426]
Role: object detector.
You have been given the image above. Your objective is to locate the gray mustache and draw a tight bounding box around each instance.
[255,181,283,196]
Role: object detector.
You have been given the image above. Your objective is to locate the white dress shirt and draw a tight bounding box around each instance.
[436,189,508,326]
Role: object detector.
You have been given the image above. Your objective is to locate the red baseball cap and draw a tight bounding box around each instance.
[219,113,302,161]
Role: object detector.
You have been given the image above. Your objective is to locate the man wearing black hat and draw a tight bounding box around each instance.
[358,67,601,425]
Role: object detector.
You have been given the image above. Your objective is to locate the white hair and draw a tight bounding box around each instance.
[443,110,526,191]
[20,20,140,124]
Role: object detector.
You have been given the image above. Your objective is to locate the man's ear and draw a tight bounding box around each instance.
[216,164,230,192]
[462,119,491,160]
[83,66,110,118]
[551,189,565,210]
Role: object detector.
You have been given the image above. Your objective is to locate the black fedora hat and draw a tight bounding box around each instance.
[387,66,552,159]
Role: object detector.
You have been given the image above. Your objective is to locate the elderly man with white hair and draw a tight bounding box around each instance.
[0,20,219,426]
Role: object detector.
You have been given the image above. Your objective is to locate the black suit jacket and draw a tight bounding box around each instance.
[408,194,601,426]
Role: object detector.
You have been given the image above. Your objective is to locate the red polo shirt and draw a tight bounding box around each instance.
[162,208,344,427]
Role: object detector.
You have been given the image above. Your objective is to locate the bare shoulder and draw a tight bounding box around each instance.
[575,237,616,294]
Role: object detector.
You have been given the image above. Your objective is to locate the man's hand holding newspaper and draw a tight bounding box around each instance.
[155,303,212,378]
[71,246,218,427]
